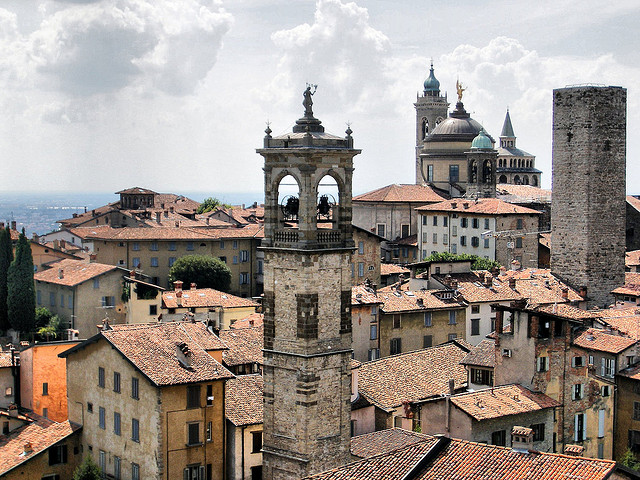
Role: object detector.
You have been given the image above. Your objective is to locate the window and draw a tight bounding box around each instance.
[377,224,386,238]
[433,216,438,226]
[37,290,41,305]
[131,377,139,400]
[233,255,238,264]
[240,250,249,262]
[132,257,140,268]
[423,335,432,348]
[149,304,157,316]
[60,294,64,307]
[252,431,262,453]
[390,338,401,355]
[442,234,448,245]
[393,315,401,329]
[599,409,605,438]
[68,295,72,308]
[370,324,377,340]
[432,233,437,244]
[471,318,480,336]
[460,236,467,246]
[132,462,140,480]
[602,357,616,377]
[472,368,493,386]
[472,218,479,229]
[575,413,586,441]
[113,372,121,393]
[536,356,549,372]
[101,296,115,307]
[424,312,432,327]
[452,226,457,236]
[630,430,640,453]
[150,241,158,251]
[422,216,427,226]
[48,444,68,466]
[206,384,214,406]
[93,278,100,289]
[572,356,584,368]
[427,164,434,182]
[42,382,48,396]
[531,423,545,442]
[451,244,457,254]
[449,311,457,325]
[484,219,490,229]
[132,418,140,442]
[368,349,380,361]
[601,385,611,397]
[401,224,410,238]
[206,421,212,442]
[484,237,490,248]
[132,242,140,251]
[491,430,506,446]
[87,402,93,413]
[150,257,159,267]
[358,241,364,254]
[169,257,176,267]
[515,237,523,248]
[42,407,48,418]
[114,456,121,480]
[449,165,459,183]
[448,333,457,341]
[471,236,479,247]
[443,216,448,227]
[49,292,56,306]
[169,241,176,251]
[634,402,640,421]
[187,385,201,409]
[99,407,105,429]
[114,412,121,435]
[517,218,524,230]
[461,218,468,228]
[240,272,250,285]
[257,260,263,274]
[358,262,365,277]
[98,367,105,388]
[187,241,194,251]
[188,422,201,445]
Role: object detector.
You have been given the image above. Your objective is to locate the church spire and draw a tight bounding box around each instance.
[501,109,515,138]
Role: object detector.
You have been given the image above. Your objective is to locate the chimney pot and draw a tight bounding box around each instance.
[58,268,64,279]
[509,278,517,289]
[190,283,197,290]
[89,254,97,262]
[156,212,161,224]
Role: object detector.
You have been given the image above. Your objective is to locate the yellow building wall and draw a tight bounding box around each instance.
[2,433,82,480]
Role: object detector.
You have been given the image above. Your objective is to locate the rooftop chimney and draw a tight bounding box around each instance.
[58,269,64,279]
[130,270,136,279]
[174,280,183,292]
[190,283,197,290]
[561,287,569,299]
[89,254,97,263]
[511,426,534,452]
[8,403,18,418]
[483,273,493,287]
[448,379,455,395]
[564,444,585,457]
[579,286,588,298]
[22,442,33,455]
[156,212,161,224]
[509,278,517,289]
[176,342,192,368]
[417,298,424,307]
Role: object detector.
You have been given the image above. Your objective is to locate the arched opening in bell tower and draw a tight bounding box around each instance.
[316,173,342,234]
[277,174,301,224]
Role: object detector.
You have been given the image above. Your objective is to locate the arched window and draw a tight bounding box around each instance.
[469,161,478,183]
[532,176,538,187]
[482,160,492,184]
[499,175,508,183]
[514,175,521,185]
[523,176,529,185]
[422,118,429,140]
[278,174,300,222]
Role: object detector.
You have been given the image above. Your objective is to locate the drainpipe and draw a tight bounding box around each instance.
[11,348,20,407]
[241,425,246,480]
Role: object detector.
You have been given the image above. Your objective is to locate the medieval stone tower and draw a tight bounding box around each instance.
[415,61,448,184]
[257,88,360,480]
[466,128,497,199]
[551,86,626,308]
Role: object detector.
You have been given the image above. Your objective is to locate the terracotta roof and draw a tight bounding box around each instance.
[380,289,466,314]
[450,385,560,421]
[83,224,263,241]
[352,285,382,306]
[34,259,120,286]
[496,184,552,202]
[532,303,600,321]
[496,269,584,304]
[0,352,13,368]
[57,203,118,225]
[306,435,617,480]
[62,322,232,386]
[598,307,640,340]
[0,415,81,476]
[116,187,157,195]
[393,234,418,247]
[416,198,540,215]
[225,374,263,426]
[163,288,258,309]
[380,264,410,276]
[612,272,640,296]
[351,428,430,459]
[627,250,640,267]
[219,325,263,367]
[353,184,446,203]
[461,339,495,368]
[231,313,264,329]
[628,196,640,213]
[619,363,640,381]
[433,271,521,303]
[67,225,115,239]
[573,328,636,354]
[358,342,469,410]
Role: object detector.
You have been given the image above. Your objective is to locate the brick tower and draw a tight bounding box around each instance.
[257,87,360,480]
[415,61,449,184]
[551,86,626,308]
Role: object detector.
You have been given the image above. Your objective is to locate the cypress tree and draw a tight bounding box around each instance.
[0,226,13,332]
[7,229,35,335]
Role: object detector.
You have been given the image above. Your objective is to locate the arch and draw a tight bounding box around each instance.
[435,116,444,126]
[277,173,301,222]
[421,118,429,140]
[523,175,529,185]
[532,176,538,186]
[514,175,521,185]
[517,159,521,168]
[499,174,508,183]
[316,173,341,227]
[482,159,492,184]
[510,159,513,168]
[469,160,478,183]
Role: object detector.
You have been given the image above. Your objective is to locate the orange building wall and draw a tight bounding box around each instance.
[20,342,80,422]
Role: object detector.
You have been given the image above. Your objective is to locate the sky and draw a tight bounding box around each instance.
[0,0,638,199]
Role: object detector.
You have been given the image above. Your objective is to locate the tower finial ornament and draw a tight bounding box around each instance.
[456,79,466,102]
[303,83,318,117]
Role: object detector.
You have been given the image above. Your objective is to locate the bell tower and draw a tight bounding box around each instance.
[466,128,497,199]
[257,87,360,480]
[415,61,449,184]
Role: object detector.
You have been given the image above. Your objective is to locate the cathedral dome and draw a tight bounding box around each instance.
[426,102,495,144]
[471,128,493,150]
[423,62,441,96]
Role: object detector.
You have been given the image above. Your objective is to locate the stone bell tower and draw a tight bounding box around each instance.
[256,87,360,480]
[466,128,497,199]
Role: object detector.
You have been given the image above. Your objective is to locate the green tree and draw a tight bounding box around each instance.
[73,455,102,480]
[168,255,231,292]
[7,229,35,335]
[37,314,62,341]
[0,225,13,332]
[620,449,640,471]
[422,251,500,271]
[35,306,55,329]
[196,197,231,214]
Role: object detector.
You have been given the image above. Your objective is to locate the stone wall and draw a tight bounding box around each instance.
[551,86,626,308]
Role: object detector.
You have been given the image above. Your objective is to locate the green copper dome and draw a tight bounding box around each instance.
[471,128,493,150]
[423,62,440,94]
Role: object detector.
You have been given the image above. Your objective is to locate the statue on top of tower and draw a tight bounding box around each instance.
[456,79,466,102]
[303,84,317,117]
